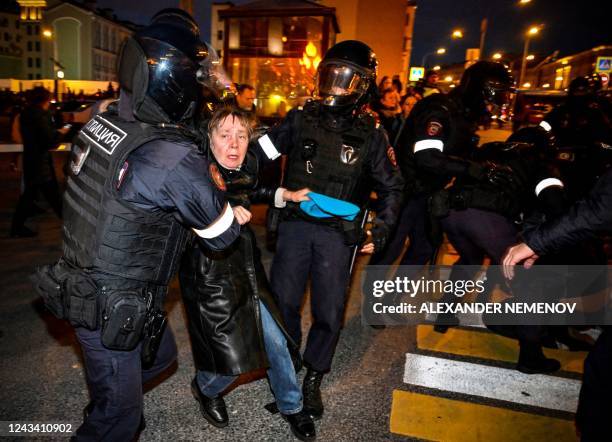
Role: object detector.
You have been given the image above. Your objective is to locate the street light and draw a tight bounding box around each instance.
[421,48,446,67]
[42,29,52,38]
[526,54,535,61]
[452,29,463,39]
[433,65,441,71]
[492,52,503,60]
[479,0,533,59]
[519,25,542,87]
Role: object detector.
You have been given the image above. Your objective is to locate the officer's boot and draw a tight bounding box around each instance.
[302,368,324,420]
[516,341,561,374]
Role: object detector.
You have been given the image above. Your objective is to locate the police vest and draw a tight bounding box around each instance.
[284,101,376,205]
[62,111,191,286]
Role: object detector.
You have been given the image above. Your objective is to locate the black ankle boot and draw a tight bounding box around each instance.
[191,378,228,428]
[517,342,561,374]
[282,410,316,441]
[302,368,324,420]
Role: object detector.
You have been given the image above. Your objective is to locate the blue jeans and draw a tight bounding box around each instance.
[196,301,302,414]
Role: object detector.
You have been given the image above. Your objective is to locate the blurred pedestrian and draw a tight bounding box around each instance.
[10,87,69,237]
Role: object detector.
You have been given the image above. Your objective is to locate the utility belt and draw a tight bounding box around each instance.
[430,187,521,219]
[30,262,167,365]
[274,204,367,246]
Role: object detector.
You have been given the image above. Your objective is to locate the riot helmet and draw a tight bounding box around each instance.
[568,74,602,107]
[455,61,514,119]
[118,8,232,124]
[314,40,378,111]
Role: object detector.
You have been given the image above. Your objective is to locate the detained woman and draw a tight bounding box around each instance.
[179,107,315,441]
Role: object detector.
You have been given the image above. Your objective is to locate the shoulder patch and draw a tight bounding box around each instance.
[386,146,397,167]
[426,120,443,137]
[81,115,127,155]
[209,163,226,191]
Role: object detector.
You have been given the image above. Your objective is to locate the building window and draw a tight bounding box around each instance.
[218,30,223,41]
[27,57,32,67]
[15,20,20,29]
[28,73,33,79]
[35,41,40,51]
[27,25,32,36]
[36,73,41,79]
[35,57,40,68]
[4,32,9,42]
[27,41,32,51]
[35,25,39,34]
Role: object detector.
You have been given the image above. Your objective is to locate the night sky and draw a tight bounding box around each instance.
[95,0,611,67]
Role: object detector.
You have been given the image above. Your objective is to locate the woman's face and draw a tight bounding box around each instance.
[210,115,249,169]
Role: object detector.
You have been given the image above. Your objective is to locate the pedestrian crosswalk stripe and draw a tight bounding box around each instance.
[403,353,580,413]
[417,325,587,374]
[390,389,577,442]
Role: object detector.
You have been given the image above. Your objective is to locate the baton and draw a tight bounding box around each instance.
[349,208,370,275]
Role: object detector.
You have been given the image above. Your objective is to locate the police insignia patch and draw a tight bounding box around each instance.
[386,146,397,167]
[209,163,226,191]
[426,121,443,137]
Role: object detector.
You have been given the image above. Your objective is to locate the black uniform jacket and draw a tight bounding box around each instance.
[179,172,297,376]
[525,169,612,255]
[262,106,403,232]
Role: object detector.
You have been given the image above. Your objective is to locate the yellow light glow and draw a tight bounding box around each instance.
[528,26,539,35]
[444,75,453,82]
[526,54,535,60]
[519,0,532,4]
[56,70,65,79]
[452,29,463,39]
[302,53,311,69]
[437,48,446,54]
[449,84,456,88]
[313,55,321,70]
[492,53,502,60]
[555,76,564,81]
[522,82,531,88]
[42,29,52,38]
[433,65,441,71]
[281,36,287,43]
[542,83,550,88]
[270,94,283,104]
[561,59,569,65]
[305,42,317,58]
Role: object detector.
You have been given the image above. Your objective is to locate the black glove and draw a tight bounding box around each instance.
[367,220,390,253]
[468,161,520,191]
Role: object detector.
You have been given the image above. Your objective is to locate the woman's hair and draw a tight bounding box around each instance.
[208,105,254,138]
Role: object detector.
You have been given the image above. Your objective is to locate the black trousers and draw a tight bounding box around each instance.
[576,327,612,441]
[270,220,352,373]
[11,178,62,231]
[73,326,177,441]
[369,195,433,266]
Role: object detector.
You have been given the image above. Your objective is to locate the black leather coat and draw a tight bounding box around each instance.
[178,155,297,375]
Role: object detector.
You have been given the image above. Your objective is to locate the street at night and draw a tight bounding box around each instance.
[0,0,610,441]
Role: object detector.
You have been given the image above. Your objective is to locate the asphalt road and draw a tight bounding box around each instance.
[0,153,415,441]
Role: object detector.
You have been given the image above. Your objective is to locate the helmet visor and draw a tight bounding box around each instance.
[316,63,369,100]
[196,45,233,101]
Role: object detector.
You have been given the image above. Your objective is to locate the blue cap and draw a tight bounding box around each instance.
[299,192,360,221]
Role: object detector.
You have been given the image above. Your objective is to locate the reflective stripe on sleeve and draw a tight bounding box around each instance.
[192,202,235,239]
[539,121,552,132]
[414,139,444,153]
[535,178,563,196]
[258,134,281,160]
[274,187,287,208]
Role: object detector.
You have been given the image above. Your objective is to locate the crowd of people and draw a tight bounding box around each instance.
[8,6,610,442]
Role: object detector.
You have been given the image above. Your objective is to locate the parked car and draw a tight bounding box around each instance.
[512,89,566,131]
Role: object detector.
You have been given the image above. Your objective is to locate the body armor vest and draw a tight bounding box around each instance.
[284,101,376,205]
[62,111,191,286]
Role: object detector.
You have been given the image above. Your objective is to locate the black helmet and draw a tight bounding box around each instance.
[568,74,602,98]
[456,61,514,118]
[314,40,378,111]
[118,8,231,124]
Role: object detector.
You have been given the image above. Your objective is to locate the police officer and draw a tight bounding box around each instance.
[433,124,570,373]
[539,73,611,203]
[261,40,403,419]
[31,9,242,440]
